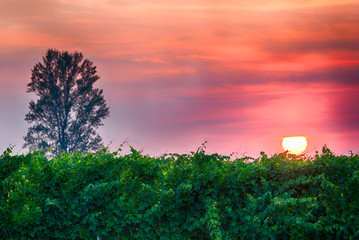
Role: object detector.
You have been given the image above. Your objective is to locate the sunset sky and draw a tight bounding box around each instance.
[1,0,359,157]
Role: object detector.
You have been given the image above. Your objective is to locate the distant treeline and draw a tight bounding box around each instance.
[1,146,358,239]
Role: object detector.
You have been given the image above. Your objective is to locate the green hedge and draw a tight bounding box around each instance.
[1,145,358,239]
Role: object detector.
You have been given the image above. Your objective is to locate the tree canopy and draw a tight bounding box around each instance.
[23,49,110,154]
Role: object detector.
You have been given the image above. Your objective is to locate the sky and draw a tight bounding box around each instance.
[1,0,359,157]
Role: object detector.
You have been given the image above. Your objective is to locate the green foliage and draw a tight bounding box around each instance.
[1,146,358,239]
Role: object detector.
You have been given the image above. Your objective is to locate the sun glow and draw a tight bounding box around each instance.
[282,136,307,155]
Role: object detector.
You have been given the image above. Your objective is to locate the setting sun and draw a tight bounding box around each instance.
[282,136,308,155]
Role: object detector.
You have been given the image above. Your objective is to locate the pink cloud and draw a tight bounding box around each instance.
[1,0,359,156]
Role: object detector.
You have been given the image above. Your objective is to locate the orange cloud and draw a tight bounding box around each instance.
[1,0,359,155]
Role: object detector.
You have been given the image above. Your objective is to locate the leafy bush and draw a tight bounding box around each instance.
[1,146,358,239]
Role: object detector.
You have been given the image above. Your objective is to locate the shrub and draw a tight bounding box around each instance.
[1,146,358,239]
